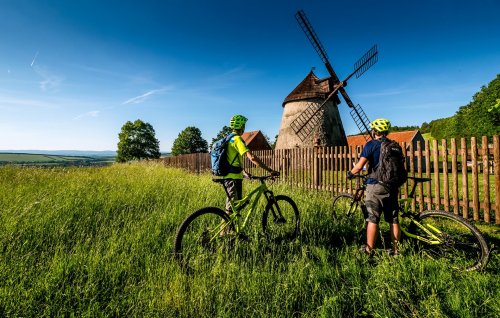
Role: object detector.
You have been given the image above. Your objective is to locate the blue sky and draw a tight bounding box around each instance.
[1,0,499,151]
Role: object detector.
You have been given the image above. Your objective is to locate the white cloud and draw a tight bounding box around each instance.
[32,65,63,92]
[0,96,56,109]
[73,110,100,120]
[122,87,173,105]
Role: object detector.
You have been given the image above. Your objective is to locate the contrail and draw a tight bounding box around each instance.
[30,51,39,67]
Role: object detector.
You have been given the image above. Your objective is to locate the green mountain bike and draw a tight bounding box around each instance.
[332,175,490,271]
[173,175,300,271]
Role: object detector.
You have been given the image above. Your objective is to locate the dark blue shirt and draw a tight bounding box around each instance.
[360,137,386,184]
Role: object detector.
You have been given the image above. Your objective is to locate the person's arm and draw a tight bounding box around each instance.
[245,151,277,174]
[350,157,368,175]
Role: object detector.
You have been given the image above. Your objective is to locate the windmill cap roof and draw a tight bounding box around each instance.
[282,71,330,106]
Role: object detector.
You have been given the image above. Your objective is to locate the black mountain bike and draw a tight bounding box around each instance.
[332,175,490,271]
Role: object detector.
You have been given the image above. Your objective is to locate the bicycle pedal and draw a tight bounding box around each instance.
[274,217,286,224]
[237,233,251,242]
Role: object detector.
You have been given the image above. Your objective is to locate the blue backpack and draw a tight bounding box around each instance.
[210,133,243,176]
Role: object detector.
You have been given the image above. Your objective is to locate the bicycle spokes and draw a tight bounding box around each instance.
[407,213,487,271]
[174,208,234,272]
[263,195,300,242]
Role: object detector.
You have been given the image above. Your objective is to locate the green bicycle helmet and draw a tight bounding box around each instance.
[370,118,391,133]
[229,115,248,130]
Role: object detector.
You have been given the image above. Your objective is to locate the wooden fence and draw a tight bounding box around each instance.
[161,135,500,224]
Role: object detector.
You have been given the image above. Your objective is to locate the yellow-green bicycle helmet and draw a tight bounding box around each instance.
[370,118,391,133]
[229,115,248,130]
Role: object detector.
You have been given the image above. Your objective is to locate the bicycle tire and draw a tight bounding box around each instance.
[262,195,300,241]
[332,193,366,237]
[173,207,234,271]
[409,210,489,271]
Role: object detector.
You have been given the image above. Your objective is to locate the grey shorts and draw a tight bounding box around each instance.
[364,183,399,224]
[223,179,242,213]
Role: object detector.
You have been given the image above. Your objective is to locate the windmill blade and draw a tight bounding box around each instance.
[290,82,345,141]
[354,45,378,79]
[290,101,326,141]
[295,10,330,66]
[292,10,376,142]
[349,104,372,141]
[295,10,341,83]
[341,45,379,83]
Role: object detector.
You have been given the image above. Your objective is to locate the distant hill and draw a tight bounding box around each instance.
[0,152,115,166]
[0,150,116,157]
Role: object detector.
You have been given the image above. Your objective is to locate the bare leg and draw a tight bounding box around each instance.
[390,223,401,253]
[366,221,379,252]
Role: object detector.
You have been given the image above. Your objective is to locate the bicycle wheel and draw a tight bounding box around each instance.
[173,207,234,271]
[332,194,366,235]
[262,195,300,241]
[409,210,489,271]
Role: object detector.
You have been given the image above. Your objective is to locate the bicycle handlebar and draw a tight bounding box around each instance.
[247,174,280,181]
[212,173,279,184]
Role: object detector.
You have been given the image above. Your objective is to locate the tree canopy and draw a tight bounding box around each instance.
[171,126,208,156]
[209,126,233,149]
[116,119,161,162]
[427,74,500,140]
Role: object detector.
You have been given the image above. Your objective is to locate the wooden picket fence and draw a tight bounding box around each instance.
[161,135,500,224]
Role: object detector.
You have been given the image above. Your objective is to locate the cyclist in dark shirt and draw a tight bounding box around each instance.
[347,118,400,256]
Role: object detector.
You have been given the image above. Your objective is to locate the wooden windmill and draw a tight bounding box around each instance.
[275,10,377,150]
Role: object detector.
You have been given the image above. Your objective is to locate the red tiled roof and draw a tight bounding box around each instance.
[282,71,330,106]
[241,131,259,145]
[347,130,420,147]
[241,130,272,151]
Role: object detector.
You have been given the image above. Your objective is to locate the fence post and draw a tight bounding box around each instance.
[433,139,440,210]
[442,139,450,212]
[451,138,459,215]
[482,136,491,223]
[494,135,500,225]
[409,141,416,212]
[417,141,424,212]
[425,140,432,210]
[461,138,469,219]
[313,146,320,189]
[471,137,479,221]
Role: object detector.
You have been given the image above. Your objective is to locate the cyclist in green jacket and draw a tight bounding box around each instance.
[223,115,278,214]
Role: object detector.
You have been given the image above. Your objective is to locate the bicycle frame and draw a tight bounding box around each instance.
[221,178,276,234]
[398,197,443,245]
[349,175,444,245]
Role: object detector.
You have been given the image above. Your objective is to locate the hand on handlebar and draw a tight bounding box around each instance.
[347,171,355,180]
[270,170,280,177]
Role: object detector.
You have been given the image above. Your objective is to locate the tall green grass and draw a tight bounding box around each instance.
[1,163,499,317]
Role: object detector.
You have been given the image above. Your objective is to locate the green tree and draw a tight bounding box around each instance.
[209,126,233,149]
[420,122,430,133]
[489,98,500,113]
[171,126,208,156]
[116,119,161,162]
[425,74,500,140]
[391,125,419,132]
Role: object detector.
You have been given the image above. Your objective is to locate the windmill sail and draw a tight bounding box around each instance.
[290,10,378,141]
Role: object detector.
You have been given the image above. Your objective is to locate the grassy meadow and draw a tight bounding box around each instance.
[1,163,499,317]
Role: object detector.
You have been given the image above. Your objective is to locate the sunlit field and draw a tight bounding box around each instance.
[1,163,499,317]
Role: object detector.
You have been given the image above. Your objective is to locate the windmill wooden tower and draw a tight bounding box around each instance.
[275,10,377,150]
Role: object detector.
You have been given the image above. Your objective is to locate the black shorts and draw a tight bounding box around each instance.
[364,183,399,224]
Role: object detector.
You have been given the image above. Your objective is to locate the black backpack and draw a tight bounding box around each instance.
[210,133,242,176]
[370,138,408,189]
